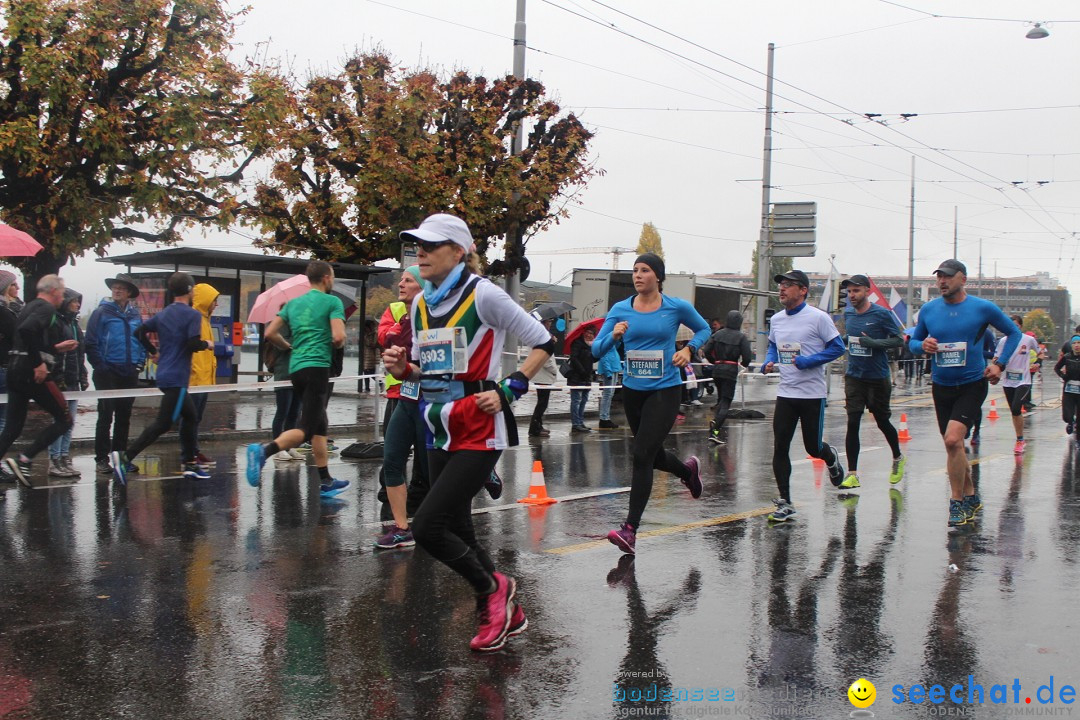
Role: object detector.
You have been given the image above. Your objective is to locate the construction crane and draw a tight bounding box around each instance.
[527,246,636,270]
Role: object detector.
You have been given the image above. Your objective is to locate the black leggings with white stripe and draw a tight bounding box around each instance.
[772,396,837,502]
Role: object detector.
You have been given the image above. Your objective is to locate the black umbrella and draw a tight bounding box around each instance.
[531,301,575,321]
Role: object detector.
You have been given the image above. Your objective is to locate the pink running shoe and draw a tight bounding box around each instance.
[1014,439,1026,455]
[507,603,528,637]
[470,572,516,652]
[607,523,637,555]
[682,455,702,498]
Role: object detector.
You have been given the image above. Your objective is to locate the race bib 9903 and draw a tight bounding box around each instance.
[417,327,468,374]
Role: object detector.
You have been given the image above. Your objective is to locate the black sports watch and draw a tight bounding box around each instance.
[993,360,1007,371]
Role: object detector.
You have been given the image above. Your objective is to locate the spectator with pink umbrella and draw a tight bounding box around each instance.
[0,271,20,437]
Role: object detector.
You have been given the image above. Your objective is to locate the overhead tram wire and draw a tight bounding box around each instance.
[875,0,1080,24]
[569,0,1078,244]
[773,118,1080,227]
[590,122,925,183]
[370,0,1076,217]
[573,206,754,243]
[777,122,908,209]
[777,17,931,48]
[574,104,1080,120]
[366,0,760,113]
[773,119,1080,225]
[367,0,1079,251]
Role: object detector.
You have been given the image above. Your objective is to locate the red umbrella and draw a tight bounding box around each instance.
[563,317,605,354]
[0,224,43,257]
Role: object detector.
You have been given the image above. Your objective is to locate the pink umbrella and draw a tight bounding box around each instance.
[0,224,43,257]
[247,274,359,323]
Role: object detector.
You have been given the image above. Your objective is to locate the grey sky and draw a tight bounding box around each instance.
[10,0,1078,308]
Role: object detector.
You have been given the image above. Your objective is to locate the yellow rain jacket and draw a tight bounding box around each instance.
[190,284,219,386]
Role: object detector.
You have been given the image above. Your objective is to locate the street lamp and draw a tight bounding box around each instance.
[1026,23,1049,39]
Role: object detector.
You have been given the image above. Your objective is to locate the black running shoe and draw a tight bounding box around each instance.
[825,445,845,487]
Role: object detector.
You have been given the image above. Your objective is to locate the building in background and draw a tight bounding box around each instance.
[706,270,1071,344]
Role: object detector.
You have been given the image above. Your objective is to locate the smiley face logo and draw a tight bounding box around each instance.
[848,678,876,708]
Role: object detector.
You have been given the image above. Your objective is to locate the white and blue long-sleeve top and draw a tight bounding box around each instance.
[763,302,845,399]
[592,294,710,391]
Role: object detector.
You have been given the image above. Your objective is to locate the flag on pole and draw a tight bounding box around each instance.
[864,278,905,328]
[889,287,909,327]
[818,265,837,313]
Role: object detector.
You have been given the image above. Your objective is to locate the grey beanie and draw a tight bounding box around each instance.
[0,270,16,295]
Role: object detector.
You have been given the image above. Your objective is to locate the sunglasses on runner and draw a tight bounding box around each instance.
[416,240,454,253]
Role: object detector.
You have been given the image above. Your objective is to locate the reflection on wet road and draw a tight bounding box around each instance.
[1,390,1078,719]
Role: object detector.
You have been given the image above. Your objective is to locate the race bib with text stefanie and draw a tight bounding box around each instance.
[625,350,664,378]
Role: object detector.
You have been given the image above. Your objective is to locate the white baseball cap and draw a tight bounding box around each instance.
[400,213,475,254]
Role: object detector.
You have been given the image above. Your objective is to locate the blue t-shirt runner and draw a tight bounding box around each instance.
[111,275,212,487]
[140,302,202,388]
[844,302,902,380]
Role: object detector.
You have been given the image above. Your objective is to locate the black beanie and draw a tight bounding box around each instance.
[634,253,665,283]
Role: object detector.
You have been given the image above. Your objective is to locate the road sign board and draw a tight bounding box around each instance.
[771,229,816,244]
[771,216,817,230]
[771,244,816,257]
[772,201,816,217]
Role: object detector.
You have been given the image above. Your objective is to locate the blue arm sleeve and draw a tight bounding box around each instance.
[797,336,847,368]
[762,341,779,371]
[591,314,619,359]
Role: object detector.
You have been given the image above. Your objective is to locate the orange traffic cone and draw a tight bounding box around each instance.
[897,413,911,442]
[988,399,1000,420]
[807,455,825,465]
[518,460,558,505]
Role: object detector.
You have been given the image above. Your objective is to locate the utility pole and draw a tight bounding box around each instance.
[978,238,983,292]
[753,43,776,361]
[503,0,527,373]
[906,156,915,325]
[953,206,958,259]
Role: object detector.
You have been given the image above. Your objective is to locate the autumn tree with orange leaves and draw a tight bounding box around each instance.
[249,52,597,275]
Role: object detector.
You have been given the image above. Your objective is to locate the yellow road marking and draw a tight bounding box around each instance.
[545,506,775,555]
[544,451,1008,555]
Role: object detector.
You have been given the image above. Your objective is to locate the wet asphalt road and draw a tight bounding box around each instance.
[1,381,1079,720]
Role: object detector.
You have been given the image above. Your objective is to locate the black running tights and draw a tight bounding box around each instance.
[412,448,501,594]
[622,385,690,530]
